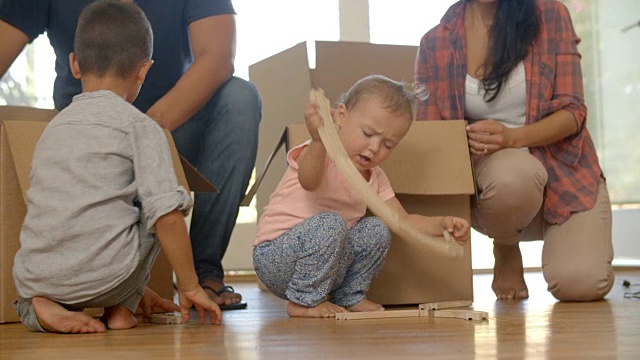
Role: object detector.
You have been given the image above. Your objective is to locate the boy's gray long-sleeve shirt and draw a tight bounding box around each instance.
[13,90,193,303]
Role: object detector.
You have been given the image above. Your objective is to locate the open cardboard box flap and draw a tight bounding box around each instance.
[1,106,217,197]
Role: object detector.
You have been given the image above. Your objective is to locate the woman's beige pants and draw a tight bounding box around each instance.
[472,149,614,301]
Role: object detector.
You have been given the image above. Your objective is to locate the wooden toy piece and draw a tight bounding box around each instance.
[432,309,488,321]
[149,312,183,324]
[419,300,473,311]
[336,309,421,321]
[309,89,463,257]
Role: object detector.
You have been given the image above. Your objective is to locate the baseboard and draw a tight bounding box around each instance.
[224,264,640,283]
[225,271,258,282]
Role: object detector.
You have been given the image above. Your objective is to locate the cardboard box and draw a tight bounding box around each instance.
[246,41,474,305]
[0,106,216,323]
[248,123,474,306]
[366,120,474,305]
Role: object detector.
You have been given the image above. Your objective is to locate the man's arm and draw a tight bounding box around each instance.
[146,14,236,131]
[0,19,29,76]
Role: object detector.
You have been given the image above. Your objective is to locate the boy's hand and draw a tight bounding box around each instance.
[304,101,324,142]
[139,286,180,321]
[441,217,471,245]
[178,286,222,325]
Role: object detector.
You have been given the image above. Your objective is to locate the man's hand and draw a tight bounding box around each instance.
[138,286,180,321]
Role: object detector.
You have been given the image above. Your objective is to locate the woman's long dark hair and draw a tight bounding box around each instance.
[468,0,541,102]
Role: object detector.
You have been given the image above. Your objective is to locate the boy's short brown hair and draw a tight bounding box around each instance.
[74,0,153,78]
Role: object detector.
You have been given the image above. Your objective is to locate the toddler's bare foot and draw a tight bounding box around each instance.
[492,243,529,300]
[347,298,384,312]
[102,304,137,330]
[287,301,347,318]
[31,296,106,333]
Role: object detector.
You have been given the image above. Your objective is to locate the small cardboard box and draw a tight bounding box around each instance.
[0,106,217,323]
[247,122,474,306]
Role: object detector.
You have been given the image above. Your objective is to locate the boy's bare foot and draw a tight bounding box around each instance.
[347,298,384,312]
[287,301,348,318]
[102,304,137,330]
[201,279,242,306]
[492,243,529,300]
[31,296,106,333]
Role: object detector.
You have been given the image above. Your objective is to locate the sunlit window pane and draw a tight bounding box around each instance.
[369,0,457,45]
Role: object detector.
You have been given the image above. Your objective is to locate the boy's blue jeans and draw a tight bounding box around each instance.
[171,76,261,284]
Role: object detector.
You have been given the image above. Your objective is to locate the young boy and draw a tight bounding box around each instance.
[12,0,221,333]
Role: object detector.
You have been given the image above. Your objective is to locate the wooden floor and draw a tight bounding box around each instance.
[2,269,639,359]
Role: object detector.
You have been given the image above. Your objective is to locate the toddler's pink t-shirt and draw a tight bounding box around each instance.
[255,141,395,245]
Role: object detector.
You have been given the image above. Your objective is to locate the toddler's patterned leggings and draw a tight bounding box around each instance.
[253,212,391,307]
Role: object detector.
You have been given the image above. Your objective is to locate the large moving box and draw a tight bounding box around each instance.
[0,106,216,323]
[247,41,475,305]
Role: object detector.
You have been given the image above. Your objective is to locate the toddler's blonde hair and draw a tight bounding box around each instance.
[338,75,429,120]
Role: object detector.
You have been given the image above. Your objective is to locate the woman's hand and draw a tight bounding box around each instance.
[466,119,517,156]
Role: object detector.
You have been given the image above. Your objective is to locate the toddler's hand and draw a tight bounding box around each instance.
[178,286,222,325]
[441,217,471,245]
[304,101,324,142]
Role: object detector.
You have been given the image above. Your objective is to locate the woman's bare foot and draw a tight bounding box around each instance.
[31,296,106,334]
[492,243,529,300]
[347,298,384,312]
[102,304,137,330]
[287,301,348,318]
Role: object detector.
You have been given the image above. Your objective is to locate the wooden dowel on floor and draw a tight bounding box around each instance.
[149,313,183,324]
[419,300,473,311]
[431,309,488,321]
[336,309,421,321]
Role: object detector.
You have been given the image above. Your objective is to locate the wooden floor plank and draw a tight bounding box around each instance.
[336,309,420,320]
[1,270,639,359]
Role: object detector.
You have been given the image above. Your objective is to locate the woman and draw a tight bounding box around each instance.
[415,0,614,301]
